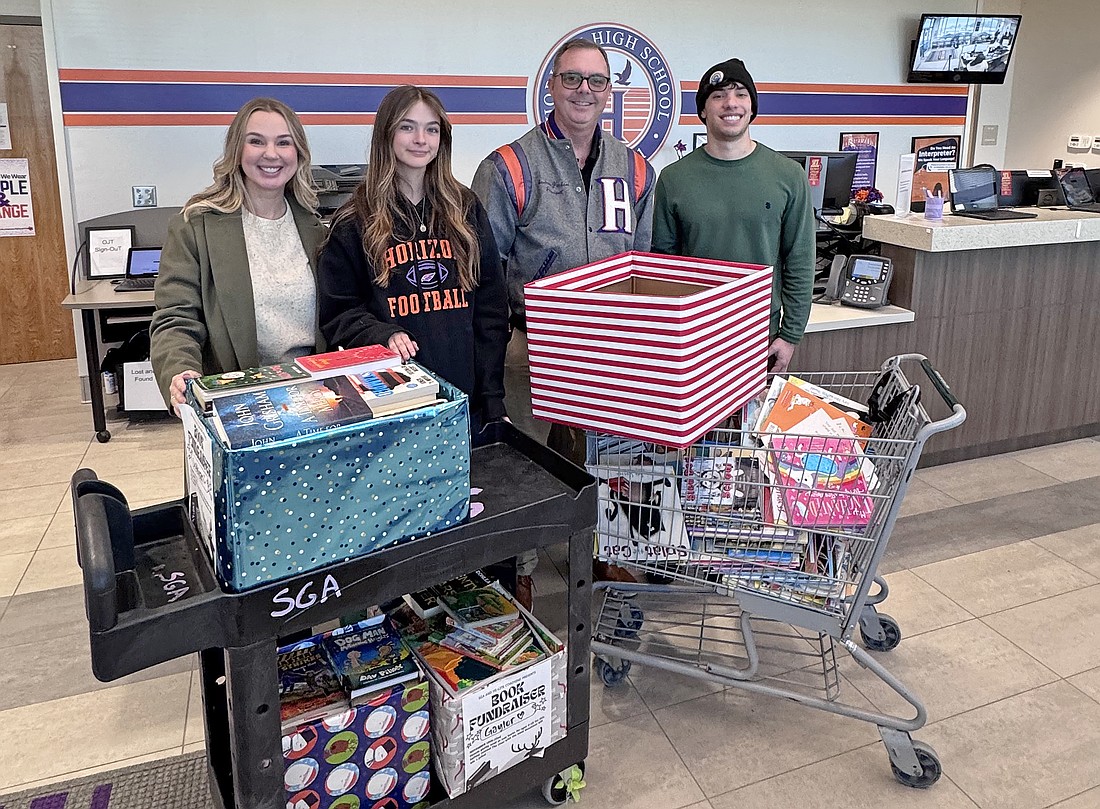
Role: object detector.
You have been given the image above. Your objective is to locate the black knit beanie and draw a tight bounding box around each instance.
[696,58,758,122]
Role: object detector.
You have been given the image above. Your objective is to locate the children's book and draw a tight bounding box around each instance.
[403,569,494,619]
[412,641,501,691]
[755,376,872,443]
[295,344,401,378]
[277,643,348,732]
[438,586,520,629]
[192,362,310,411]
[768,434,876,529]
[321,617,420,701]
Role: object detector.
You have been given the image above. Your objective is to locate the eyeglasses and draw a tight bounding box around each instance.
[555,71,611,92]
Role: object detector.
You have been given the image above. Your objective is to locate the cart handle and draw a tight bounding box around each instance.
[72,469,133,633]
[884,354,966,432]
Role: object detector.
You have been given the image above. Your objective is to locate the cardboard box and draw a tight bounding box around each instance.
[524,251,773,448]
[282,679,433,809]
[180,374,471,592]
[121,360,166,412]
[415,591,567,799]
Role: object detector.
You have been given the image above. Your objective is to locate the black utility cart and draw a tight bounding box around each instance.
[72,423,597,808]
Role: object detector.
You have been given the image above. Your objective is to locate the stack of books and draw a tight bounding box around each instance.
[392,578,552,693]
[189,347,446,450]
[277,615,421,732]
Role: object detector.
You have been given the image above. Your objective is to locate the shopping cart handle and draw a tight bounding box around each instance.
[919,358,960,409]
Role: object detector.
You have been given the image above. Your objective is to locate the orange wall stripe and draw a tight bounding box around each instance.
[677,115,966,127]
[59,68,529,86]
[679,80,969,95]
[63,112,530,126]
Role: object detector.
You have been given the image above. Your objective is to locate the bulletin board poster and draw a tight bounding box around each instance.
[0,158,35,237]
[910,136,960,208]
[839,132,879,191]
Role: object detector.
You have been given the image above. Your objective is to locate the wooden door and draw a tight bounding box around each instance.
[0,21,74,363]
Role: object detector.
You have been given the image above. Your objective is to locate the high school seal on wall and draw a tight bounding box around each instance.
[534,23,677,159]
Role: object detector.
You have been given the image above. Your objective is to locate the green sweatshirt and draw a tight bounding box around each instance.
[651,143,816,344]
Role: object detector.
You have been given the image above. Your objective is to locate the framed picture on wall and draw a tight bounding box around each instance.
[910,135,961,210]
[838,132,880,190]
[85,226,134,279]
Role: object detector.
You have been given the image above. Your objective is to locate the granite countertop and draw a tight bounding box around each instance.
[862,209,1100,252]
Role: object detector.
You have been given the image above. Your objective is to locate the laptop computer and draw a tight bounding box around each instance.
[948,168,1038,220]
[1056,167,1100,213]
[997,170,1058,208]
[115,247,161,292]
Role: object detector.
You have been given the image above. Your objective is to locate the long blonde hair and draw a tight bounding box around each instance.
[182,97,318,219]
[330,85,480,290]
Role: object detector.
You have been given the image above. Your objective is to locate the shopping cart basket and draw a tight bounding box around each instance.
[588,354,966,788]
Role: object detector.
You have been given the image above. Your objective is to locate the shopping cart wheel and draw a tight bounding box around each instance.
[890,741,942,789]
[542,761,586,805]
[861,613,902,652]
[614,604,644,640]
[595,656,631,687]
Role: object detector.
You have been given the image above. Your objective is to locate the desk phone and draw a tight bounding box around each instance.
[825,255,894,309]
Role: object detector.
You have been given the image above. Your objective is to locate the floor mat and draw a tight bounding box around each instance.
[0,752,213,809]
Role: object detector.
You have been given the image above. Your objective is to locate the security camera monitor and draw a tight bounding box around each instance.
[908,14,1022,85]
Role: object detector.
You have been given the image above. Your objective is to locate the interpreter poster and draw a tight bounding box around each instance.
[0,158,35,236]
[461,657,552,791]
[181,404,216,560]
[839,132,879,191]
[910,135,960,209]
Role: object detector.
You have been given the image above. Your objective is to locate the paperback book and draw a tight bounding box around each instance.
[295,344,401,378]
[403,569,495,619]
[321,617,420,702]
[192,362,310,411]
[438,586,520,629]
[351,364,440,408]
[768,434,876,529]
[277,643,348,732]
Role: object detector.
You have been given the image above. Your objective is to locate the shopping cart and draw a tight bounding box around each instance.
[587,354,966,788]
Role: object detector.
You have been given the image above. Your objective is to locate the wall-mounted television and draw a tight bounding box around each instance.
[908,14,1022,85]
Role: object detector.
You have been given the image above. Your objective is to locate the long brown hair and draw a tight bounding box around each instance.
[182,97,317,220]
[331,85,480,290]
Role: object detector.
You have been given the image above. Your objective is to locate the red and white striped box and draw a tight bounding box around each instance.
[524,251,773,448]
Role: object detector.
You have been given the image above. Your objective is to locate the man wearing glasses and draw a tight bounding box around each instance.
[474,38,655,595]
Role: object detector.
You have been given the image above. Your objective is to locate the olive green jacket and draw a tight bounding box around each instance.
[149,198,326,405]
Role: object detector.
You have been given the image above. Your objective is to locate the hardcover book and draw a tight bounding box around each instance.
[768,434,876,529]
[321,617,420,700]
[403,569,494,619]
[438,586,520,629]
[277,643,348,732]
[351,364,440,407]
[210,374,386,449]
[192,362,310,409]
[295,344,401,378]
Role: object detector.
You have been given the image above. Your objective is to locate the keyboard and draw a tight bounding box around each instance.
[951,209,1037,221]
[114,277,157,292]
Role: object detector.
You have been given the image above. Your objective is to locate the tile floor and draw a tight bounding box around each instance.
[1,359,1099,807]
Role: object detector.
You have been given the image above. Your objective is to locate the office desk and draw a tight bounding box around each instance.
[62,280,156,443]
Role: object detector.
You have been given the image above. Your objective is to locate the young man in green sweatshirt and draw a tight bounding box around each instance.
[651,58,815,373]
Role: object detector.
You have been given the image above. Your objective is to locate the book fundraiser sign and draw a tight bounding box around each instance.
[0,158,34,237]
[461,657,552,790]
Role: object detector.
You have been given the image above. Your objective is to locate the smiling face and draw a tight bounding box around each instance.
[549,45,612,138]
[702,82,753,143]
[391,100,441,175]
[239,110,298,200]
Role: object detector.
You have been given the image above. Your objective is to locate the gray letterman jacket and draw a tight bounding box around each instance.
[472,112,655,322]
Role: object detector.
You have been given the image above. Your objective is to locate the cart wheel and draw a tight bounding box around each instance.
[542,761,586,805]
[614,604,644,640]
[595,656,631,687]
[891,741,942,789]
[96,430,111,443]
[861,614,902,652]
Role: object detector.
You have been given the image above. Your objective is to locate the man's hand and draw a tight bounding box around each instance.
[768,337,796,375]
[170,370,201,415]
[387,332,419,361]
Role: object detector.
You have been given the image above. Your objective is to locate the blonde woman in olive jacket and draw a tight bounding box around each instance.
[150,97,325,410]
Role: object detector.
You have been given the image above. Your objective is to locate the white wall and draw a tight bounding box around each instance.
[46,0,976,222]
[0,0,39,16]
[1002,0,1100,169]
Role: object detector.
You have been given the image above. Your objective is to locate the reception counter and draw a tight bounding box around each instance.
[791,210,1100,465]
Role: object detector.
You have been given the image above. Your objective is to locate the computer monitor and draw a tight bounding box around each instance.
[908,14,1022,85]
[780,151,859,213]
[997,170,1058,208]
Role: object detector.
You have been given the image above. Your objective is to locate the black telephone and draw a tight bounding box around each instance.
[824,254,893,309]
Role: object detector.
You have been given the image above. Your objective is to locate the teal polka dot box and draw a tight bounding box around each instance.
[181,366,470,592]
